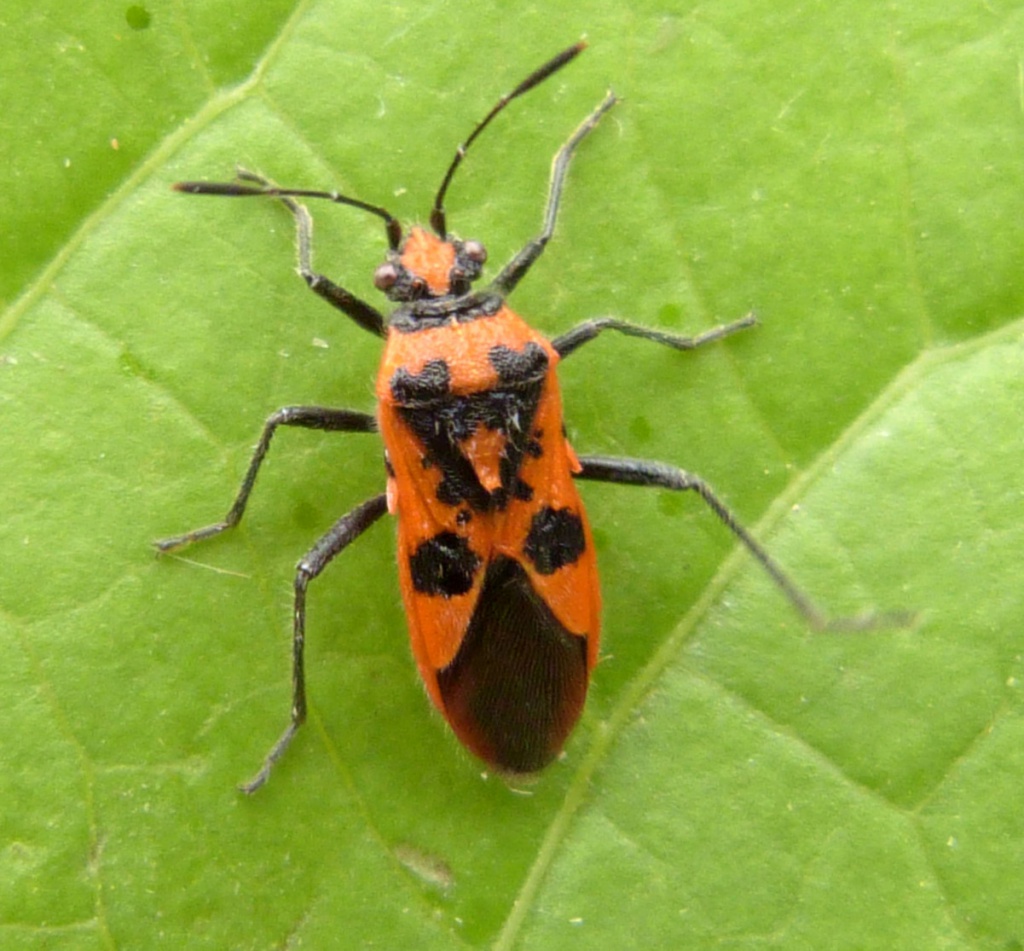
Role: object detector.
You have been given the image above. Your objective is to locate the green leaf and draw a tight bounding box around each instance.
[2,2,1021,948]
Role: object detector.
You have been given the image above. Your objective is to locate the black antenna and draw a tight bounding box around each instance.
[429,40,587,238]
[173,177,404,251]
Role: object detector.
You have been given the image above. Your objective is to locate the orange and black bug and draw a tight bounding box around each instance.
[157,42,910,792]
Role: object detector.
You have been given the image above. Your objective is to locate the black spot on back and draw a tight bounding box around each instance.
[436,557,588,773]
[524,506,586,575]
[390,359,451,404]
[489,342,548,385]
[410,531,481,597]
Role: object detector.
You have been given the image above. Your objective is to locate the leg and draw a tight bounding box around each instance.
[154,407,377,552]
[492,92,619,296]
[553,312,756,359]
[575,455,915,632]
[241,493,389,794]
[176,169,391,338]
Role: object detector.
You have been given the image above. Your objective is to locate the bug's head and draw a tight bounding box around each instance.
[373,226,487,302]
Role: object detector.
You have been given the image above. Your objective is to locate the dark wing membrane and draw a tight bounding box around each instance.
[436,556,589,773]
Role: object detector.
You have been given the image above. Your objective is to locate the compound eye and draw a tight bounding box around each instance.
[462,240,487,265]
[373,261,399,291]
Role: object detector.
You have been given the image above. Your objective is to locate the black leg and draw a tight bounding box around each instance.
[241,493,389,794]
[553,312,757,359]
[154,407,377,552]
[176,169,390,338]
[575,455,915,632]
[491,92,619,296]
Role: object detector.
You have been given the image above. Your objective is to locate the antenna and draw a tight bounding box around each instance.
[173,177,403,251]
[429,40,587,238]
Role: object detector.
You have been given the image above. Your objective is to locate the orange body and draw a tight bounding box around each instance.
[376,293,601,772]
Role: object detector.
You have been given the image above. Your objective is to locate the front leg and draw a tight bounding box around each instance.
[491,93,619,296]
[176,170,391,338]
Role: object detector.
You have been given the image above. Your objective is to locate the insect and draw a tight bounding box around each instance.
[157,41,908,792]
